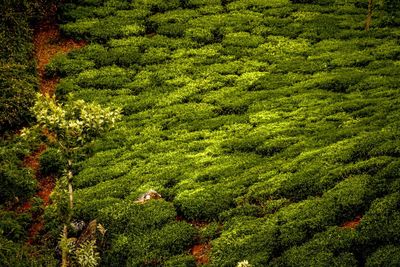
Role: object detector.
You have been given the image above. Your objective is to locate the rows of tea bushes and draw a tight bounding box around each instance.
[48,0,400,265]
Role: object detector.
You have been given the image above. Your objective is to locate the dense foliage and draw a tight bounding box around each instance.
[47,0,400,265]
[2,0,400,265]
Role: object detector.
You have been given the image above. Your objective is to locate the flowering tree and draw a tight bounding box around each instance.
[26,93,121,266]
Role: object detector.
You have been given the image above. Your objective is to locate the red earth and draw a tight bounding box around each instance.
[341,215,362,229]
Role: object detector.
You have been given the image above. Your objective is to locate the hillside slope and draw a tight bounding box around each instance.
[47,0,400,265]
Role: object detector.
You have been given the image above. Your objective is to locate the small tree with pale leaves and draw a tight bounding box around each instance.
[237,260,252,267]
[24,93,121,267]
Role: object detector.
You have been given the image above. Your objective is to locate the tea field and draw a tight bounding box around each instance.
[3,0,400,265]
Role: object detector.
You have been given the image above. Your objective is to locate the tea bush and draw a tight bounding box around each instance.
[366,245,400,267]
[174,184,236,221]
[359,193,400,246]
[273,227,358,267]
[0,144,36,203]
[43,0,400,264]
[0,2,37,133]
[39,147,65,177]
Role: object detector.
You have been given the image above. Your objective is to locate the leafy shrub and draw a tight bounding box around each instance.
[174,184,236,221]
[99,200,176,234]
[61,17,145,42]
[132,0,181,13]
[0,146,36,203]
[164,254,196,267]
[222,32,264,48]
[211,218,278,266]
[366,245,400,267]
[39,148,65,176]
[0,211,31,242]
[359,193,400,246]
[45,54,95,77]
[273,227,358,267]
[0,66,36,134]
[104,222,196,266]
[0,234,57,266]
[76,66,133,89]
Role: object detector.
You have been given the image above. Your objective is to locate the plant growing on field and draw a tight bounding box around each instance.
[24,93,121,267]
[237,260,252,267]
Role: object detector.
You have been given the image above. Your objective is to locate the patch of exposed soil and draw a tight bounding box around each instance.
[176,216,212,264]
[23,144,47,173]
[342,215,362,229]
[191,243,211,265]
[34,17,86,95]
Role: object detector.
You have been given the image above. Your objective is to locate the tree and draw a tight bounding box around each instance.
[25,93,121,266]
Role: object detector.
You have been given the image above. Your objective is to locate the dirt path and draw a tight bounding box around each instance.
[341,215,362,229]
[34,17,86,95]
[21,5,86,244]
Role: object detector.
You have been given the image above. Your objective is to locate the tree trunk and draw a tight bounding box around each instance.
[365,0,373,31]
[67,160,74,211]
[61,159,74,267]
[61,224,68,267]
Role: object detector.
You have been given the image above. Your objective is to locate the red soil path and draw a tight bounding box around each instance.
[34,18,86,95]
[20,5,86,244]
[341,215,362,229]
[191,243,211,265]
[176,216,212,264]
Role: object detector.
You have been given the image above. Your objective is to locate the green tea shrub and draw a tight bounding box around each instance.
[222,32,264,48]
[74,160,132,188]
[227,0,289,11]
[149,9,199,25]
[359,193,400,246]
[61,17,145,41]
[45,54,95,77]
[0,66,36,134]
[105,221,195,266]
[373,40,400,60]
[108,46,141,67]
[249,73,298,91]
[0,235,31,267]
[219,204,263,220]
[185,27,215,43]
[55,78,81,101]
[60,18,100,39]
[211,217,278,266]
[131,0,181,12]
[0,210,31,242]
[366,245,400,267]
[275,198,337,247]
[174,184,236,221]
[0,146,36,203]
[60,5,116,21]
[39,147,65,177]
[71,44,109,67]
[115,9,151,21]
[330,51,374,68]
[76,66,133,89]
[99,200,176,234]
[140,47,171,65]
[164,254,196,267]
[273,227,358,267]
[309,71,365,93]
[184,0,221,7]
[197,4,225,15]
[74,197,121,222]
[323,175,378,222]
[198,221,221,242]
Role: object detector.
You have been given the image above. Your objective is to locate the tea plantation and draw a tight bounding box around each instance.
[2,0,400,265]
